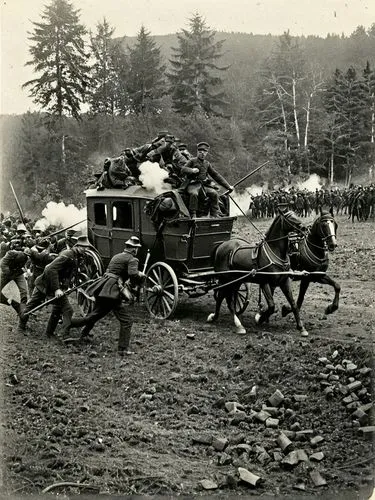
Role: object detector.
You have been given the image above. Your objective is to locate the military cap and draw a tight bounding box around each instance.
[178,143,187,149]
[165,134,175,143]
[197,142,210,151]
[36,238,50,250]
[16,223,27,233]
[66,229,76,236]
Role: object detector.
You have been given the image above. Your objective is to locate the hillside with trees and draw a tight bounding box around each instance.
[1,0,374,213]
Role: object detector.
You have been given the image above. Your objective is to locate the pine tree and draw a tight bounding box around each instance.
[125,26,166,115]
[22,0,90,120]
[89,18,122,116]
[168,13,228,116]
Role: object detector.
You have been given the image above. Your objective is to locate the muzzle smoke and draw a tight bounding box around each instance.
[139,162,170,194]
[34,201,86,233]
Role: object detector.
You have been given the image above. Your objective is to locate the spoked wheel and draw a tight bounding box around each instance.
[234,282,251,315]
[75,248,104,315]
[145,262,178,319]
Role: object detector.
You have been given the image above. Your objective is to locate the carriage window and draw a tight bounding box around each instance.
[112,201,133,229]
[94,203,107,226]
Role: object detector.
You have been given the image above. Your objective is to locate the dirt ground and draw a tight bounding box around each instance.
[1,214,374,498]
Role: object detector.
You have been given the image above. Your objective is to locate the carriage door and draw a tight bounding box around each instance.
[110,200,138,255]
[90,201,111,261]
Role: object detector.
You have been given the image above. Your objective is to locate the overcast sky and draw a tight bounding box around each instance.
[1,0,374,114]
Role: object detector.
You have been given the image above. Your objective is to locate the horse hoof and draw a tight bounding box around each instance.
[281,305,290,317]
[300,329,309,337]
[207,313,215,323]
[254,312,261,324]
[236,327,247,335]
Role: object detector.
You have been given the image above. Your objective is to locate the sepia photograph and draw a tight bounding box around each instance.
[1,0,374,498]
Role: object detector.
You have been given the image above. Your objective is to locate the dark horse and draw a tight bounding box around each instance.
[207,208,309,336]
[281,208,339,319]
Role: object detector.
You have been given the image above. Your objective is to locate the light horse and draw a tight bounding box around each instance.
[207,208,309,336]
[281,208,339,318]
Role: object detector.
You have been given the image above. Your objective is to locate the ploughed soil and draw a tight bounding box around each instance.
[1,215,374,499]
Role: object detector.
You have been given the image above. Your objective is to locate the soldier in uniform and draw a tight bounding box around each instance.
[68,236,145,356]
[18,236,91,337]
[55,229,77,253]
[0,243,31,314]
[27,238,56,294]
[181,142,234,218]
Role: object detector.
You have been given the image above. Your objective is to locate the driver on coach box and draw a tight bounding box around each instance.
[180,142,234,218]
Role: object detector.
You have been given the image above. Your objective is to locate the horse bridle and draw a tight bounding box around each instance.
[265,210,306,243]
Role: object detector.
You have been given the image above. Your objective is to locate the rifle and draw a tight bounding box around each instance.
[23,279,96,316]
[46,219,87,239]
[9,182,26,225]
[222,161,270,196]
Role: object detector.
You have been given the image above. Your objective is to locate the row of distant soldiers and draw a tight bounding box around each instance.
[92,131,193,190]
[248,184,375,222]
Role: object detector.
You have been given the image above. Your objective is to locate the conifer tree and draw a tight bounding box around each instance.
[23,0,90,120]
[125,26,166,115]
[168,13,228,115]
[89,18,122,115]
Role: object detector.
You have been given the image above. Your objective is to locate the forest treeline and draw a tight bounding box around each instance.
[1,0,374,213]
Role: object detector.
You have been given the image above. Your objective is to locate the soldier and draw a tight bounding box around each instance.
[68,236,145,356]
[27,238,56,294]
[55,229,77,253]
[17,236,92,337]
[181,142,234,218]
[0,242,31,314]
[177,143,192,162]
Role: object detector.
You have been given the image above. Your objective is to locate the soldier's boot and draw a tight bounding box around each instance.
[80,325,94,341]
[63,317,88,338]
[118,326,133,356]
[45,312,61,338]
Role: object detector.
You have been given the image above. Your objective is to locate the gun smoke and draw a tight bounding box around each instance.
[139,162,170,194]
[34,201,86,233]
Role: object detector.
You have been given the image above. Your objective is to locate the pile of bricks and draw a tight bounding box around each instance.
[316,352,373,435]
[195,388,330,491]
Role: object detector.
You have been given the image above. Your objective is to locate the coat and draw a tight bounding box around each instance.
[85,251,141,301]
[34,248,78,295]
[180,157,231,190]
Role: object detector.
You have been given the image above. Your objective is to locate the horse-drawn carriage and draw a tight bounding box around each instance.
[77,186,251,319]
[76,184,339,337]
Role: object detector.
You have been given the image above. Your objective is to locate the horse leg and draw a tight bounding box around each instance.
[317,275,341,315]
[207,288,225,323]
[254,283,275,325]
[282,278,310,317]
[226,288,246,334]
[279,278,308,337]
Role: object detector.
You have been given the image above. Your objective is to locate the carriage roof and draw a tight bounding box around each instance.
[85,186,156,201]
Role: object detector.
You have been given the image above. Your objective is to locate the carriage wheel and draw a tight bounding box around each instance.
[145,262,178,319]
[76,248,104,315]
[234,282,251,315]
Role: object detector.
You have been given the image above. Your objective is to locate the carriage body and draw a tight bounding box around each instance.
[85,186,235,273]
[82,187,248,318]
